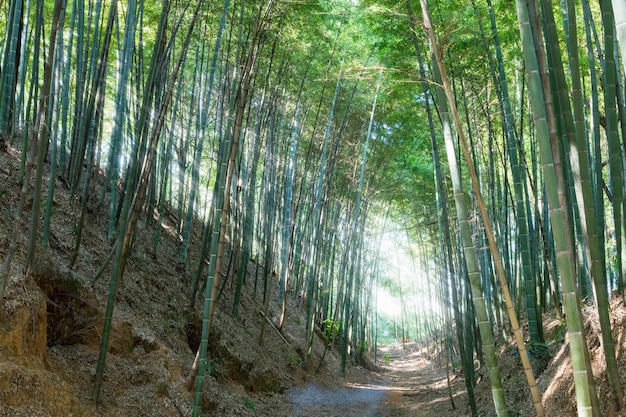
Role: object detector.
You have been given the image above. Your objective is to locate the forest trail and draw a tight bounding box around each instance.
[289,343,467,417]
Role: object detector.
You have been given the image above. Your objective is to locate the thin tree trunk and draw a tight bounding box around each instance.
[25,0,65,272]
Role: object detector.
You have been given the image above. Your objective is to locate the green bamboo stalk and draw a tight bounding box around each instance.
[152,74,181,254]
[305,52,345,362]
[25,0,65,272]
[58,0,77,174]
[21,0,42,182]
[94,0,203,402]
[613,0,626,83]
[66,0,84,182]
[178,52,206,263]
[259,105,281,343]
[559,0,623,406]
[179,1,228,265]
[339,69,380,376]
[405,4,476,412]
[41,1,67,247]
[233,89,262,315]
[192,3,273,414]
[68,0,104,192]
[515,0,600,414]
[13,0,31,146]
[278,100,299,322]
[581,0,606,293]
[421,1,546,415]
[479,0,543,344]
[601,0,626,295]
[92,0,140,401]
[422,20,512,417]
[0,0,24,148]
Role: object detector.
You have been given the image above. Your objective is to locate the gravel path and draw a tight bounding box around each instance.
[288,344,467,417]
[289,381,389,416]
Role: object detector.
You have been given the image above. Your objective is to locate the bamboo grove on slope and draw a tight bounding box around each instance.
[1,0,626,416]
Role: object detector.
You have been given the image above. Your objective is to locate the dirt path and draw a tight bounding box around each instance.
[376,345,467,417]
[289,344,469,417]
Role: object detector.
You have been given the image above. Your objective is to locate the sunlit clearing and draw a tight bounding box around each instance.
[377,287,402,316]
[373,221,442,344]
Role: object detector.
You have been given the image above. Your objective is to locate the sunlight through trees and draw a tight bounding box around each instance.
[1,0,626,414]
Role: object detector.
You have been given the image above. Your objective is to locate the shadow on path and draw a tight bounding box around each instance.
[289,381,389,417]
[288,343,466,417]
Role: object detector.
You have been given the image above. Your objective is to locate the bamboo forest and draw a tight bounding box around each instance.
[2,0,626,416]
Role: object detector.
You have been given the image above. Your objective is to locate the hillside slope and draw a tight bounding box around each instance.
[0,146,366,416]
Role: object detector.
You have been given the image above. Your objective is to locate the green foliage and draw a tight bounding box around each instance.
[242,398,256,410]
[528,341,552,362]
[157,382,168,396]
[554,320,567,343]
[134,253,147,270]
[357,340,368,353]
[287,353,303,365]
[322,317,341,342]
[373,313,399,345]
[205,357,220,377]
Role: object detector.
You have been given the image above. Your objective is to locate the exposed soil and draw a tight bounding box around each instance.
[3,144,626,417]
[0,144,378,417]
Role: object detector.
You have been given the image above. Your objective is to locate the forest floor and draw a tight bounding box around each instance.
[286,343,468,417]
[2,144,626,417]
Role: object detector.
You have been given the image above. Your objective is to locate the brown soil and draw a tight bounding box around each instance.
[3,144,626,417]
[0,144,373,417]
[375,345,465,416]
